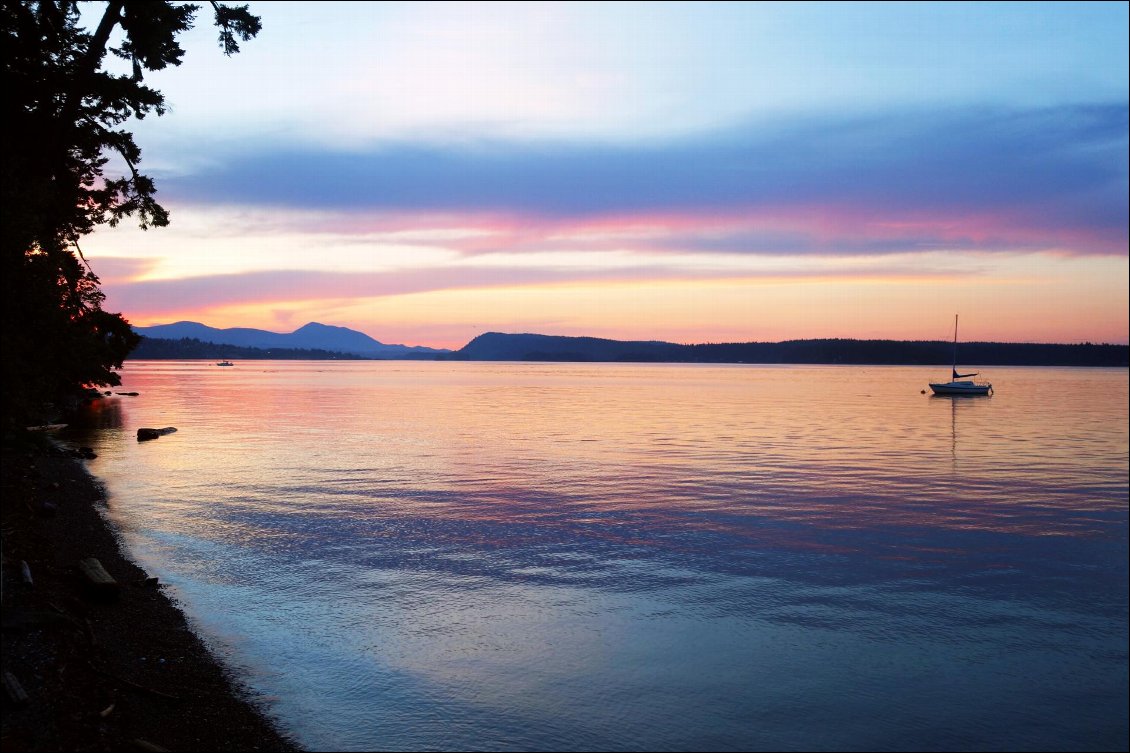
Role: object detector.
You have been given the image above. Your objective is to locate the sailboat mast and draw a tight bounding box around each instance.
[953,314,958,372]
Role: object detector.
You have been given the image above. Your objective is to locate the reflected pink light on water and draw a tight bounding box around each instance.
[85,362,1128,546]
[68,361,1128,752]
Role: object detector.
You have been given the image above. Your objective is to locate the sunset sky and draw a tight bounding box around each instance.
[80,1,1129,348]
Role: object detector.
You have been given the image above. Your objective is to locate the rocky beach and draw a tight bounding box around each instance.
[1,437,299,752]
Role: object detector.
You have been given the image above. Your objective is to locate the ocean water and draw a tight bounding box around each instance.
[69,362,1128,751]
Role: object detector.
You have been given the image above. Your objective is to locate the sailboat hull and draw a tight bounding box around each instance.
[930,381,992,396]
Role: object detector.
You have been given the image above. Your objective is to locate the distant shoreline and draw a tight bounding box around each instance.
[129,333,1130,368]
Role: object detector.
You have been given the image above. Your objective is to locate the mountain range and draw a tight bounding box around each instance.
[131,322,1129,367]
[134,321,450,358]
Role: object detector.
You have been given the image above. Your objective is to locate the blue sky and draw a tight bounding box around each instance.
[82,1,1129,346]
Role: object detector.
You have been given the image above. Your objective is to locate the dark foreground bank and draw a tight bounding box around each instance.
[1,442,300,752]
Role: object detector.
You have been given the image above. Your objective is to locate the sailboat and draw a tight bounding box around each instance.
[929,315,992,396]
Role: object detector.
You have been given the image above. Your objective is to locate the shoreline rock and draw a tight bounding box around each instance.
[136,427,177,442]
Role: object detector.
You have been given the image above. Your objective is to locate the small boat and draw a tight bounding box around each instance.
[929,315,992,396]
[216,360,234,367]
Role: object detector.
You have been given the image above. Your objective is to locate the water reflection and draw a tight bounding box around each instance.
[73,395,126,432]
[70,362,1128,752]
[929,392,992,468]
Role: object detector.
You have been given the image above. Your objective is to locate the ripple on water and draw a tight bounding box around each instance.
[75,362,1128,752]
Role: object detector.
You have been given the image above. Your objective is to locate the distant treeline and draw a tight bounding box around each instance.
[677,339,1128,367]
[130,337,366,360]
[450,333,1129,367]
[131,333,1130,367]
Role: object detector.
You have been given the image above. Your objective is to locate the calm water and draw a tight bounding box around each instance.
[68,362,1127,751]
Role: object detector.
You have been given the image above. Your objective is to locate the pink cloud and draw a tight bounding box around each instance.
[245,202,1122,259]
[87,256,163,284]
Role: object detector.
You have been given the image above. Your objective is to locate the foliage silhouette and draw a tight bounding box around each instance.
[1,0,260,426]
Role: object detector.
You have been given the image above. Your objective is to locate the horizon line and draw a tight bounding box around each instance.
[133,321,1130,350]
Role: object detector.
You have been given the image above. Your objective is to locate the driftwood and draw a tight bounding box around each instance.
[137,427,177,442]
[78,557,119,598]
[25,423,68,431]
[3,670,29,704]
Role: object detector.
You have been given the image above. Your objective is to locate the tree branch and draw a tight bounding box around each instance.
[209,1,261,55]
[61,0,125,126]
[83,115,141,181]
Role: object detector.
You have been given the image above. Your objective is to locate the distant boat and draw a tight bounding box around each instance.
[216,360,234,367]
[929,315,992,396]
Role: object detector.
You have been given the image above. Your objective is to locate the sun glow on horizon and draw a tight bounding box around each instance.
[114,250,1128,350]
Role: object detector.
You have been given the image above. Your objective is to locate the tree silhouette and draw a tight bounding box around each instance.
[1,0,260,426]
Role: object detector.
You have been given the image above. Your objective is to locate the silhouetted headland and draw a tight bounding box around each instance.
[129,331,1128,367]
[448,332,1129,367]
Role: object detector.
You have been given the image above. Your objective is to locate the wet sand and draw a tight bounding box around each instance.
[1,444,301,752]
